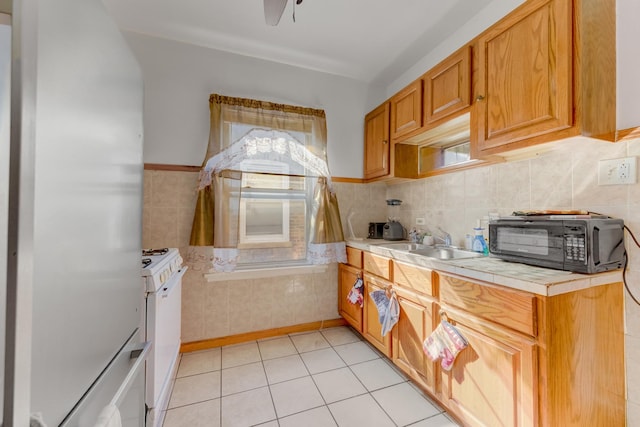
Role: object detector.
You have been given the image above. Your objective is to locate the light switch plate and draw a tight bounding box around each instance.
[415,217,425,225]
[598,156,637,185]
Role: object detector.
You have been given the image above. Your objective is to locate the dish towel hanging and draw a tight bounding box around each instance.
[29,413,47,427]
[369,289,399,337]
[423,319,468,371]
[347,276,364,307]
[94,404,123,427]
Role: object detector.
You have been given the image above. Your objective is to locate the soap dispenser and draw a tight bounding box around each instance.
[472,220,489,256]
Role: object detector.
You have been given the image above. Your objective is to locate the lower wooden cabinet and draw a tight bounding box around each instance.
[338,263,363,332]
[363,273,392,357]
[392,287,436,394]
[343,249,625,427]
[438,307,537,427]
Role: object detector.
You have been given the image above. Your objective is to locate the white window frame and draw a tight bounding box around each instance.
[238,159,293,247]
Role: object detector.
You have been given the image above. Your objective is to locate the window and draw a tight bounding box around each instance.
[191,94,346,272]
[238,160,292,246]
[442,141,471,167]
[232,129,313,265]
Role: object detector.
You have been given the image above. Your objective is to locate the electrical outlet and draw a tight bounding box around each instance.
[415,217,425,225]
[598,157,637,185]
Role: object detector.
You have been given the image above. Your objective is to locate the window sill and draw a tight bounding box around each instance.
[205,263,329,282]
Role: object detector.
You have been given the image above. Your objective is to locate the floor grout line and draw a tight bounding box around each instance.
[165,326,459,427]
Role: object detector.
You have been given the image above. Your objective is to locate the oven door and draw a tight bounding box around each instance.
[146,266,187,425]
[489,221,565,268]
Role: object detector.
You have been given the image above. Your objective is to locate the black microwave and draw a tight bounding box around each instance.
[488,217,625,273]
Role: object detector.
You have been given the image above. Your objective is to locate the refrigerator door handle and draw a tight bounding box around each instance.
[60,332,150,426]
[161,267,188,298]
[111,340,151,408]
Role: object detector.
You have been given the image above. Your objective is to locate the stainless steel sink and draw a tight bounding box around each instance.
[378,242,426,251]
[409,247,483,260]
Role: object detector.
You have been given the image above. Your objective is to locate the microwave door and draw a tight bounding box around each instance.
[494,225,564,262]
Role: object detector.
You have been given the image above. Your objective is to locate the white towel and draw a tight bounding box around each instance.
[369,289,399,337]
[29,412,47,427]
[94,404,122,427]
[381,291,399,337]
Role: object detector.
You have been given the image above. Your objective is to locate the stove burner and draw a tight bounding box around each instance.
[142,248,169,256]
[142,258,152,268]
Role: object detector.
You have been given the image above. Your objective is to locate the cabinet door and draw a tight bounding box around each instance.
[440,309,537,427]
[338,264,363,332]
[364,102,390,180]
[475,0,572,152]
[424,46,471,126]
[392,289,436,393]
[390,79,423,140]
[362,274,392,357]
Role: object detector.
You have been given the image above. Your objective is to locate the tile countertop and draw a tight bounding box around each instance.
[346,239,623,297]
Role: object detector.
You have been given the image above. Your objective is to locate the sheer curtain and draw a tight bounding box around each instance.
[190,94,346,272]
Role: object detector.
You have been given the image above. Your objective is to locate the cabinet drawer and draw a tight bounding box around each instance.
[393,261,435,297]
[346,247,363,269]
[363,252,392,281]
[438,272,536,336]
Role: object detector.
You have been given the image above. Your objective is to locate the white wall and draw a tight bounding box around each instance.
[125,32,380,179]
[0,14,10,420]
[617,0,640,130]
[383,0,524,102]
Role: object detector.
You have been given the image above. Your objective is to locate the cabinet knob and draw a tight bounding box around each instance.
[476,95,485,101]
[383,140,388,145]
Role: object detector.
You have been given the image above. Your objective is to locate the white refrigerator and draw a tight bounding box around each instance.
[3,0,147,425]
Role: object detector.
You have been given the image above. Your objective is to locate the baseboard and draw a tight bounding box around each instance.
[180,318,348,353]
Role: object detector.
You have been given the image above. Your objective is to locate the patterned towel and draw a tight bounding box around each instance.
[423,320,468,371]
[369,289,399,337]
[347,277,364,307]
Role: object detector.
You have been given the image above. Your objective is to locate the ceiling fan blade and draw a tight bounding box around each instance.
[264,0,288,26]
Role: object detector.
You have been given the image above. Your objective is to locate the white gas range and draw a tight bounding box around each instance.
[141,248,187,427]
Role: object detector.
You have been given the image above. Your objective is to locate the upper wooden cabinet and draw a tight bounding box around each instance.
[474,0,573,152]
[473,0,617,154]
[424,46,471,126]
[363,0,618,179]
[390,79,423,140]
[364,102,390,180]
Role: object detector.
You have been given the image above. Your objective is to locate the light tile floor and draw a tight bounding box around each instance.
[162,326,461,427]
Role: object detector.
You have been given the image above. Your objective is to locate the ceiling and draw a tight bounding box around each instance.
[102,0,495,86]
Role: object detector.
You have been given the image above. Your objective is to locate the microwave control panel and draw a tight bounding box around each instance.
[564,225,586,263]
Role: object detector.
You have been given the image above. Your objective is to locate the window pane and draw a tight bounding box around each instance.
[245,200,284,237]
[226,127,314,265]
[243,173,288,190]
[442,141,471,167]
[238,199,307,264]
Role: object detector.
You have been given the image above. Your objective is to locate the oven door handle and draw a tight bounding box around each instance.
[161,266,188,298]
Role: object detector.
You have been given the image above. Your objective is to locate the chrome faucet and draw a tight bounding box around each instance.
[436,227,452,246]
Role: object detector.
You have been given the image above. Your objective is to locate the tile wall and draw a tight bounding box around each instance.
[142,170,339,344]
[144,136,640,421]
[335,136,640,423]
